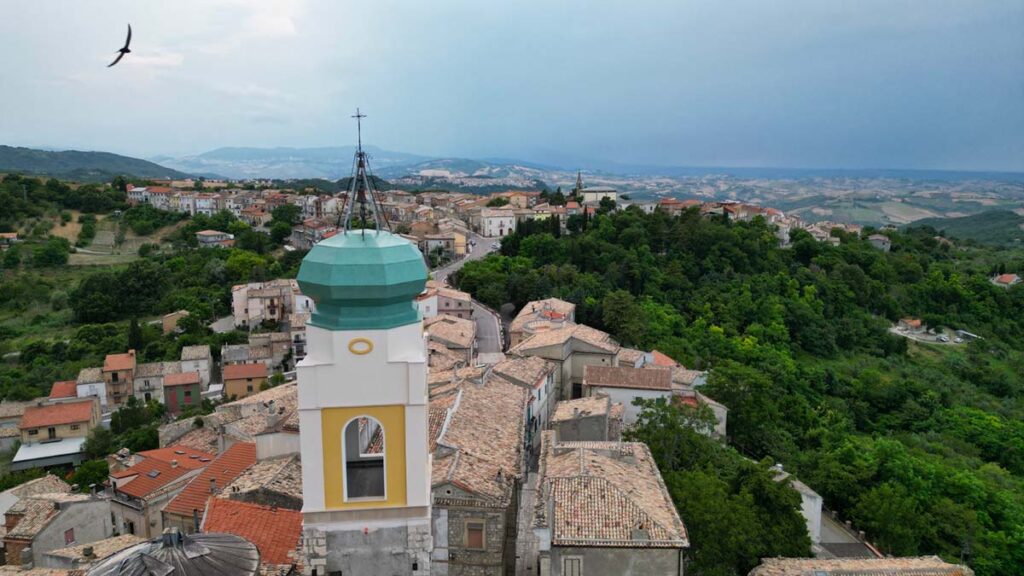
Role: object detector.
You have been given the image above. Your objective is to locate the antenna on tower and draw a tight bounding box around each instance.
[338,108,391,236]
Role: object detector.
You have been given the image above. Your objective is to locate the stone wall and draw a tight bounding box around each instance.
[302,522,432,576]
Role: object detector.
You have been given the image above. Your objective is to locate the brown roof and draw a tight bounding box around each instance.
[584,365,672,391]
[748,556,973,576]
[221,454,302,507]
[511,324,619,354]
[103,350,136,372]
[76,367,102,385]
[0,400,33,419]
[551,396,610,422]
[114,459,193,499]
[203,498,301,566]
[7,475,71,499]
[995,273,1020,284]
[181,344,212,361]
[164,371,201,387]
[431,374,527,505]
[616,348,647,365]
[6,493,91,540]
[491,356,554,389]
[535,436,688,548]
[20,400,94,429]
[424,314,475,350]
[136,445,215,471]
[510,298,576,333]
[163,442,256,517]
[46,534,145,564]
[48,380,78,399]
[223,363,268,381]
[650,350,678,367]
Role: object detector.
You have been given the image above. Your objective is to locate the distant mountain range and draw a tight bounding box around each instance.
[151,146,432,180]
[0,145,190,182]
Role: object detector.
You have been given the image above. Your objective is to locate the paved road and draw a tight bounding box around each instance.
[430,233,505,355]
[432,232,494,285]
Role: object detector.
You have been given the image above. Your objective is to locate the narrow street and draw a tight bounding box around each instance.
[432,232,505,354]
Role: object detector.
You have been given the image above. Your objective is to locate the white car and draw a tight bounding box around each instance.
[491,243,500,249]
[937,335,950,343]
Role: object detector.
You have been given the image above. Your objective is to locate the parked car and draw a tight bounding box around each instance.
[937,335,950,343]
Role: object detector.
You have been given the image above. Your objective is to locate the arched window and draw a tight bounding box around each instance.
[343,416,386,500]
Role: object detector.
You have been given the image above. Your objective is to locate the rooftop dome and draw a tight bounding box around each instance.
[86,530,259,576]
[297,230,428,330]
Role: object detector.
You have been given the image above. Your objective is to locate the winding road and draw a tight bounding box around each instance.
[432,232,505,354]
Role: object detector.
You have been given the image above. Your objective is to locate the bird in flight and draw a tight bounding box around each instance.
[107,24,132,68]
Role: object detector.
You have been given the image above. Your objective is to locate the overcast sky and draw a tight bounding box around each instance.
[1,0,1022,171]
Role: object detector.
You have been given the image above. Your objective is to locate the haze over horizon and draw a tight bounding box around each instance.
[1,0,1022,173]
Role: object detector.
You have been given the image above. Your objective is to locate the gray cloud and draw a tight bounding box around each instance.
[0,0,1021,171]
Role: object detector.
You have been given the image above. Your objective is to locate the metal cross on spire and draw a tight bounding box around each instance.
[352,108,366,152]
[339,108,391,236]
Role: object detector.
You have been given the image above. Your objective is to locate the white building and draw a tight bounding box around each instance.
[480,207,517,237]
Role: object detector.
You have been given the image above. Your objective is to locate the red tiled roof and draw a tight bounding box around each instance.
[163,443,256,518]
[650,350,679,367]
[20,400,93,429]
[164,371,201,387]
[995,273,1020,284]
[137,445,215,471]
[49,380,78,399]
[103,350,136,372]
[223,363,268,381]
[203,498,301,566]
[116,459,192,499]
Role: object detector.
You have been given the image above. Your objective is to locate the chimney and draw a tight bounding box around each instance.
[82,546,94,559]
[89,484,97,497]
[193,509,200,533]
[209,478,217,494]
[171,460,178,468]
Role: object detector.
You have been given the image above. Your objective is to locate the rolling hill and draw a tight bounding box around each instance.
[154,146,431,180]
[909,210,1024,246]
[0,145,190,182]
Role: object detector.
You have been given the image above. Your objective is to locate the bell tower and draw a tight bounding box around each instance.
[297,112,431,576]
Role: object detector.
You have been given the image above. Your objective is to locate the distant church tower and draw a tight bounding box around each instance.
[297,111,432,575]
[573,170,584,196]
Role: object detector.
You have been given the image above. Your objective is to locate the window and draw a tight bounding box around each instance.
[71,424,80,431]
[64,528,75,545]
[465,520,485,550]
[28,429,38,436]
[343,416,385,500]
[184,390,192,398]
[562,557,582,576]
[112,372,119,382]
[48,427,57,440]
[246,385,253,393]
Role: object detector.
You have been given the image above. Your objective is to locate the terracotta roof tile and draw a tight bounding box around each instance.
[114,459,192,499]
[492,356,554,389]
[423,314,475,350]
[203,498,301,566]
[223,363,268,381]
[164,371,201,387]
[551,396,610,422]
[20,400,94,429]
[222,454,302,508]
[163,442,256,517]
[535,437,687,548]
[48,380,78,399]
[584,365,672,391]
[749,556,973,576]
[650,350,679,367]
[103,350,136,372]
[136,445,215,470]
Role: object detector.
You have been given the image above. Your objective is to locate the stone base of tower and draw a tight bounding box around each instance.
[301,517,432,576]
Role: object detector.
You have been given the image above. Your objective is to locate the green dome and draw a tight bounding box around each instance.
[297,231,428,331]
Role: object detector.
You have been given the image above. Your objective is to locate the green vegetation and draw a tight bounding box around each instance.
[455,207,1024,575]
[628,399,811,575]
[911,210,1024,247]
[0,145,190,182]
[486,197,509,207]
[121,204,186,236]
[0,174,125,232]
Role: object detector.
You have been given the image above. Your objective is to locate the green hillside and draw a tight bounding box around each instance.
[910,210,1024,246]
[0,145,190,182]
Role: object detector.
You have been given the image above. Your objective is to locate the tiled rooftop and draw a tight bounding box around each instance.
[492,356,553,388]
[423,314,475,350]
[76,367,102,385]
[203,498,302,567]
[46,534,145,564]
[534,435,688,549]
[584,365,672,391]
[163,442,256,517]
[748,556,973,576]
[7,493,92,540]
[551,395,610,422]
[164,371,201,387]
[6,474,71,499]
[510,298,576,332]
[222,454,302,508]
[136,445,215,470]
[0,400,33,419]
[103,350,136,372]
[431,373,527,505]
[511,323,619,355]
[20,400,94,429]
[616,347,647,366]
[114,459,193,499]
[48,380,78,400]
[135,361,172,379]
[181,345,212,362]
